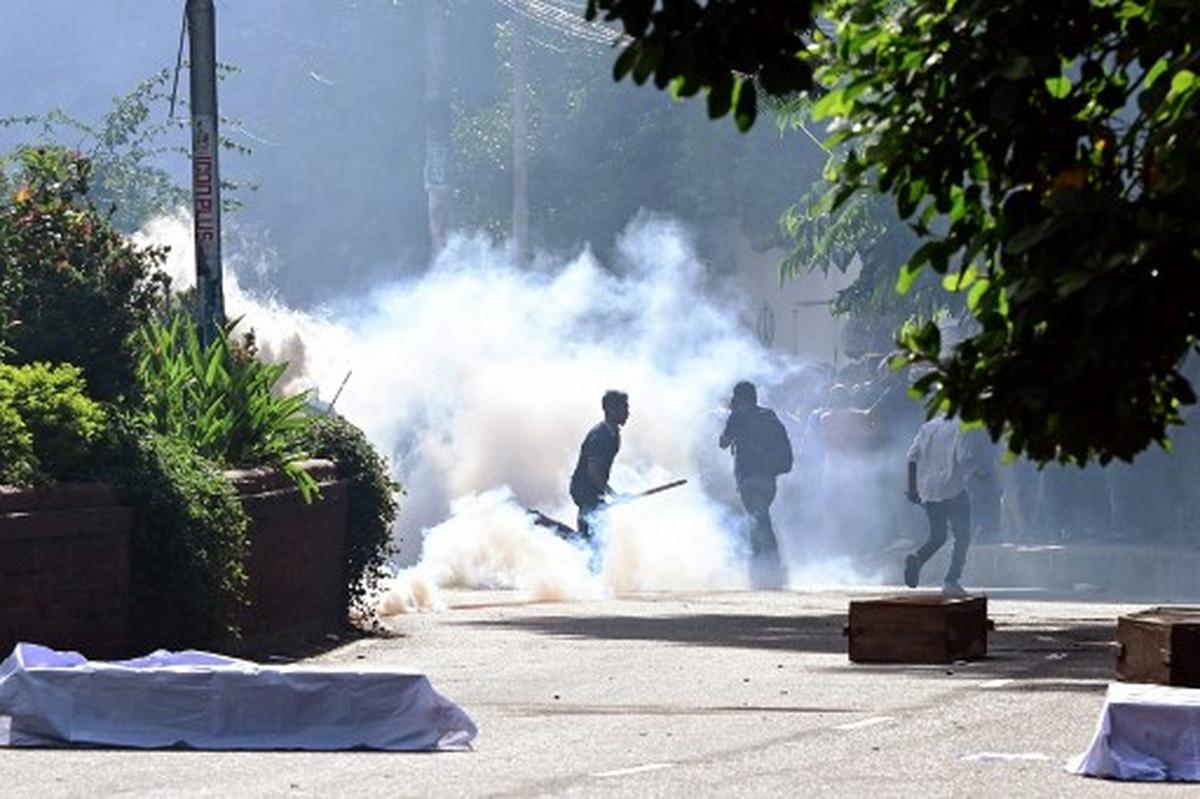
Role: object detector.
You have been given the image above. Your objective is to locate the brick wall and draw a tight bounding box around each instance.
[0,460,349,661]
[0,484,132,659]
[229,461,349,649]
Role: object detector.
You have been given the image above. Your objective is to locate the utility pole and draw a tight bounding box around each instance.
[186,0,226,346]
[423,0,451,256]
[510,15,530,264]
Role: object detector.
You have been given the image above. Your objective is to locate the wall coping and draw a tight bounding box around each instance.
[223,459,339,495]
[0,460,340,512]
[0,482,123,513]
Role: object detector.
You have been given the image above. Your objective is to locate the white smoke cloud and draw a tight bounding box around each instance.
[138,212,875,613]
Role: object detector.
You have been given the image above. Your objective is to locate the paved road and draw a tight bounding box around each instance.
[2,588,1192,797]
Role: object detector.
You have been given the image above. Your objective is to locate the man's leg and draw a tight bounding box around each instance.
[576,500,599,541]
[944,490,972,586]
[906,499,949,587]
[739,476,786,588]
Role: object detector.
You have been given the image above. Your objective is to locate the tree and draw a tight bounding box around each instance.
[1,69,255,234]
[452,8,819,264]
[585,0,1200,464]
[0,147,170,400]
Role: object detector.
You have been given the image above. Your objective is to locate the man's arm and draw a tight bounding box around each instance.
[586,457,613,497]
[906,459,920,504]
[719,413,735,449]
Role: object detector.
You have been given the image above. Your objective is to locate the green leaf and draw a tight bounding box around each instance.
[896,261,923,295]
[1045,75,1072,99]
[812,87,851,119]
[967,278,991,311]
[1143,57,1169,89]
[1118,1,1146,20]
[707,75,733,119]
[1168,69,1196,100]
[733,79,758,132]
[613,45,638,82]
[942,264,978,292]
[669,74,702,99]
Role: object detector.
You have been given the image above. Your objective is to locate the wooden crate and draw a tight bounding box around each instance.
[1116,607,1200,687]
[847,595,988,663]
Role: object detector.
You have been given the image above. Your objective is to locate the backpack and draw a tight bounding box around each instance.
[748,408,794,476]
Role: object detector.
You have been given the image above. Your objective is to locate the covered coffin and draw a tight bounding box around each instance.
[1068,682,1200,781]
[0,643,476,751]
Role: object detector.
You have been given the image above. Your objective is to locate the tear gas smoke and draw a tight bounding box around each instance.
[140,213,872,613]
[137,213,1200,608]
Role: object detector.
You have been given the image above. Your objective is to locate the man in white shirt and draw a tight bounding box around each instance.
[903,413,989,596]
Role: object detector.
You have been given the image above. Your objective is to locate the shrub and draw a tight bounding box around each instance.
[134,314,317,499]
[306,414,399,615]
[0,147,170,400]
[0,400,33,487]
[0,361,106,486]
[99,416,251,650]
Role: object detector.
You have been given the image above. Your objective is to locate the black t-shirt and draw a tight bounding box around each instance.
[722,406,783,483]
[570,422,620,506]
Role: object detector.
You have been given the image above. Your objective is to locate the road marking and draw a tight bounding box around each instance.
[961,751,1051,763]
[978,679,1014,689]
[833,716,894,731]
[591,763,674,779]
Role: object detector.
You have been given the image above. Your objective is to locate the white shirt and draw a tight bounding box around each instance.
[907,416,986,503]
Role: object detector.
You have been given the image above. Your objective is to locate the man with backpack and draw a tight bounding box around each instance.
[719,381,793,588]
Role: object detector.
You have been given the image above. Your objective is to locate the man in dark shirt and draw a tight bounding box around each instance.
[720,381,789,588]
[569,390,629,540]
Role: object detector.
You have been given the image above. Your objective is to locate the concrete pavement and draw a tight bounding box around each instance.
[1,588,1194,797]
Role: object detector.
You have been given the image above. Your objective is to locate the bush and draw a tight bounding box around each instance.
[0,147,170,400]
[0,400,33,487]
[0,361,106,486]
[306,414,399,615]
[99,416,251,650]
[134,314,317,498]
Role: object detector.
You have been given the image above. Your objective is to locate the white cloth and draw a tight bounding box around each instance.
[0,642,476,751]
[1067,682,1200,781]
[907,416,984,503]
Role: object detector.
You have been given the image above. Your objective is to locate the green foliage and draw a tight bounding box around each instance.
[0,362,107,486]
[780,176,946,334]
[0,392,34,487]
[811,0,1200,463]
[1,68,253,233]
[594,0,1200,464]
[99,416,251,650]
[305,414,399,615]
[0,147,171,400]
[585,0,815,131]
[453,17,817,257]
[134,314,318,500]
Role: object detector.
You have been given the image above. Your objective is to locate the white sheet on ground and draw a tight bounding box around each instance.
[0,642,476,751]
[1067,681,1200,781]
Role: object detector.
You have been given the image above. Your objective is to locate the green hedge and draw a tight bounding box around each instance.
[0,147,169,401]
[99,416,251,651]
[0,361,106,486]
[306,414,399,615]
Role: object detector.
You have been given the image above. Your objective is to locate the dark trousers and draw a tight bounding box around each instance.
[575,499,601,541]
[738,474,785,588]
[915,490,971,584]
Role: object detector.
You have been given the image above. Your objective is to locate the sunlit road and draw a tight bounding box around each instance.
[2,589,1192,797]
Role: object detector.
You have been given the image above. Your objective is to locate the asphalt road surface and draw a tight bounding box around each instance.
[2,588,1194,797]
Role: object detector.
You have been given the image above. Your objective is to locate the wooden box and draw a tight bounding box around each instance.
[1116,607,1200,687]
[847,595,988,663]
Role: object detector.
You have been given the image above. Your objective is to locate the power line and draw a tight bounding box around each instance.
[493,0,629,48]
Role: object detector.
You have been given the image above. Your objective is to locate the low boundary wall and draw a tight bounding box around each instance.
[0,460,348,659]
